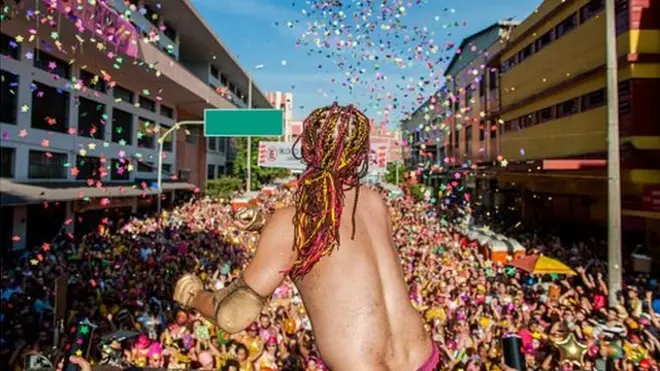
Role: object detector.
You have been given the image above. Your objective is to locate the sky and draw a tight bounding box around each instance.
[190,0,541,127]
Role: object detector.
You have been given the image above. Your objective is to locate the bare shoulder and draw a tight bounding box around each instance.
[261,206,296,243]
[266,206,296,227]
[357,187,388,212]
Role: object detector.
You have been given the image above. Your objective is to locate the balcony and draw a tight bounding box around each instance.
[208,75,248,108]
[500,106,607,161]
[109,0,180,60]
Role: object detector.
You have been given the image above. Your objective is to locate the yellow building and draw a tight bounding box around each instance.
[489,0,659,247]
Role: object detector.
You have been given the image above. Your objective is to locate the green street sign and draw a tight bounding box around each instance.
[203,109,284,137]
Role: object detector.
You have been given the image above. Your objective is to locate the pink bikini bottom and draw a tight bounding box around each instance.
[417,342,440,371]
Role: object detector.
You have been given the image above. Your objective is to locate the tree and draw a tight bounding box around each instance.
[384,161,405,185]
[232,137,290,190]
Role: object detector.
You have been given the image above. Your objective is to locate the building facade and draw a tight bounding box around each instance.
[402,21,517,191]
[0,0,271,250]
[489,0,659,246]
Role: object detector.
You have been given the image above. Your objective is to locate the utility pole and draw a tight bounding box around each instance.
[605,0,622,307]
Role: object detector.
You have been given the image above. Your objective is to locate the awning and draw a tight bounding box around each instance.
[0,179,196,207]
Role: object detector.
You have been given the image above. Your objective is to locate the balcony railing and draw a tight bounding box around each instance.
[44,0,139,58]
[108,0,180,60]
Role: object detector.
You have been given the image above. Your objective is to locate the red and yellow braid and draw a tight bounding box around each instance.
[288,103,371,280]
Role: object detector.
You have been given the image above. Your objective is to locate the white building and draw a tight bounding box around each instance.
[0,0,271,251]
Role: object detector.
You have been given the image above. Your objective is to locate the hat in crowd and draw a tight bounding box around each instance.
[267,336,278,346]
[135,334,150,349]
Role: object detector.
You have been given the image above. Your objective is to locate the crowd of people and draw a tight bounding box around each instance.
[1,184,659,370]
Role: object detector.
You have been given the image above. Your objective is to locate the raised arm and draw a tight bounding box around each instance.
[174,208,296,334]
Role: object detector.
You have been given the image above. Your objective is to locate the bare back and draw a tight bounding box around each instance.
[292,187,432,370]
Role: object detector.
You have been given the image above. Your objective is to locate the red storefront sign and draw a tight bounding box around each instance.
[643,186,660,212]
[44,0,139,58]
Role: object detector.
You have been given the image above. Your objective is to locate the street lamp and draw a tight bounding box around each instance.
[246,64,265,193]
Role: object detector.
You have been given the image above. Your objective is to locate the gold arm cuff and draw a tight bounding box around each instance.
[212,276,266,334]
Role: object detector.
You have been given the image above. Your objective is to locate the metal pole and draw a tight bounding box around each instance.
[247,76,252,192]
[157,121,203,215]
[606,0,622,307]
[157,138,164,215]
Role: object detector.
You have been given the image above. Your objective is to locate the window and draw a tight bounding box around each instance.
[503,120,514,132]
[77,97,106,139]
[208,137,217,151]
[582,89,606,111]
[615,0,630,33]
[178,169,191,182]
[517,43,533,63]
[138,95,155,112]
[210,65,219,79]
[207,164,215,180]
[520,114,535,128]
[228,82,235,94]
[1,70,18,124]
[110,158,131,180]
[0,147,15,178]
[220,73,228,86]
[160,105,173,118]
[217,165,225,176]
[501,56,517,73]
[28,150,67,179]
[31,81,69,133]
[465,126,472,154]
[454,129,460,148]
[488,69,498,91]
[163,21,177,41]
[490,126,498,139]
[34,51,70,79]
[618,81,632,114]
[479,76,486,97]
[557,98,579,118]
[1,33,19,60]
[162,163,172,174]
[218,137,226,153]
[113,85,134,103]
[535,30,554,52]
[618,80,631,99]
[79,70,107,93]
[137,118,156,148]
[479,127,485,141]
[161,124,173,151]
[465,84,473,106]
[555,13,577,38]
[137,161,154,173]
[537,107,554,123]
[580,0,604,23]
[143,5,160,27]
[76,155,103,180]
[111,108,133,145]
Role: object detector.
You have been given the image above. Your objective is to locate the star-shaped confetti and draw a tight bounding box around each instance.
[21,104,29,113]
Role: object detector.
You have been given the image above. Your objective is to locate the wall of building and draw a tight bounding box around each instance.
[175,112,207,188]
[0,31,176,184]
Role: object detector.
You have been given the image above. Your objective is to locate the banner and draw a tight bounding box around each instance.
[369,144,388,174]
[258,142,305,170]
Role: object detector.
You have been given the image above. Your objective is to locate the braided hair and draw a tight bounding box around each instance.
[288,103,371,280]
